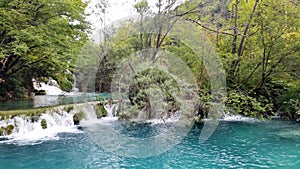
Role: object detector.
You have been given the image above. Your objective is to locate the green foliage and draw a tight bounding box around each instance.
[94,103,107,118]
[0,0,89,99]
[134,0,149,14]
[0,75,31,100]
[129,68,179,112]
[226,90,273,118]
[177,0,300,120]
[55,74,73,92]
[41,119,47,129]
[276,88,300,120]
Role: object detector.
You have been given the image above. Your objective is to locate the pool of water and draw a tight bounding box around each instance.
[0,120,299,169]
[0,93,111,111]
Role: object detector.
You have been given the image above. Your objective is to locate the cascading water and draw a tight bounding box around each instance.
[0,108,81,145]
[79,104,97,120]
[146,111,180,125]
[220,113,260,122]
[104,104,118,117]
[71,74,79,93]
[32,78,64,95]
[0,101,181,145]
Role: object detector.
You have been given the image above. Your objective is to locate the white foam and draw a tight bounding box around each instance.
[0,112,82,145]
[33,78,65,96]
[146,112,180,125]
[39,82,64,95]
[220,114,260,122]
[104,104,118,117]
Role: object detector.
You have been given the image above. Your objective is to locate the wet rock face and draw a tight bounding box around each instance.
[73,115,80,125]
[34,89,47,95]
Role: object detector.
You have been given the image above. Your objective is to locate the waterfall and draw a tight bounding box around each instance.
[0,108,80,145]
[32,78,64,95]
[79,104,97,120]
[71,74,79,93]
[145,111,180,125]
[104,104,118,117]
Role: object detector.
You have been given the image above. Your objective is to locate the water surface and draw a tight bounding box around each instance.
[0,120,299,169]
[0,93,110,111]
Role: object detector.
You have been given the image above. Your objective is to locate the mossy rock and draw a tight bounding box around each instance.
[73,112,85,125]
[94,103,107,118]
[118,114,130,121]
[6,125,14,135]
[0,125,15,136]
[64,105,74,113]
[0,126,6,136]
[41,119,47,129]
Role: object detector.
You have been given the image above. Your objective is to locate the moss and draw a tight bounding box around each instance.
[41,119,47,129]
[0,107,52,120]
[0,102,96,120]
[0,125,15,136]
[64,105,74,113]
[0,105,74,120]
[6,125,14,135]
[94,103,107,118]
[100,105,107,117]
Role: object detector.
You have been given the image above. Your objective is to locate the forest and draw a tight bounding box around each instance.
[0,0,299,120]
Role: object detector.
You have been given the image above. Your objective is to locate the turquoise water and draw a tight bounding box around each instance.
[0,120,300,169]
[0,93,111,111]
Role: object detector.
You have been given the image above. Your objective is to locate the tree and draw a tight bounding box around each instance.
[0,0,89,99]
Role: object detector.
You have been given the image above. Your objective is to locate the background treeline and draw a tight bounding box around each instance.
[0,0,299,120]
[86,0,300,120]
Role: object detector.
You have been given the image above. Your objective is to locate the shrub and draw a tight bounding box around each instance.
[276,88,300,120]
[95,103,107,118]
[226,90,273,118]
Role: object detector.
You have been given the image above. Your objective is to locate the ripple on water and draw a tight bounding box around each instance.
[0,120,300,168]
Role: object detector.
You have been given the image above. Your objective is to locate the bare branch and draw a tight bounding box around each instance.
[185,18,234,36]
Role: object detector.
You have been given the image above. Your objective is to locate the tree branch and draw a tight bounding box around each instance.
[185,18,234,36]
[7,55,48,76]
